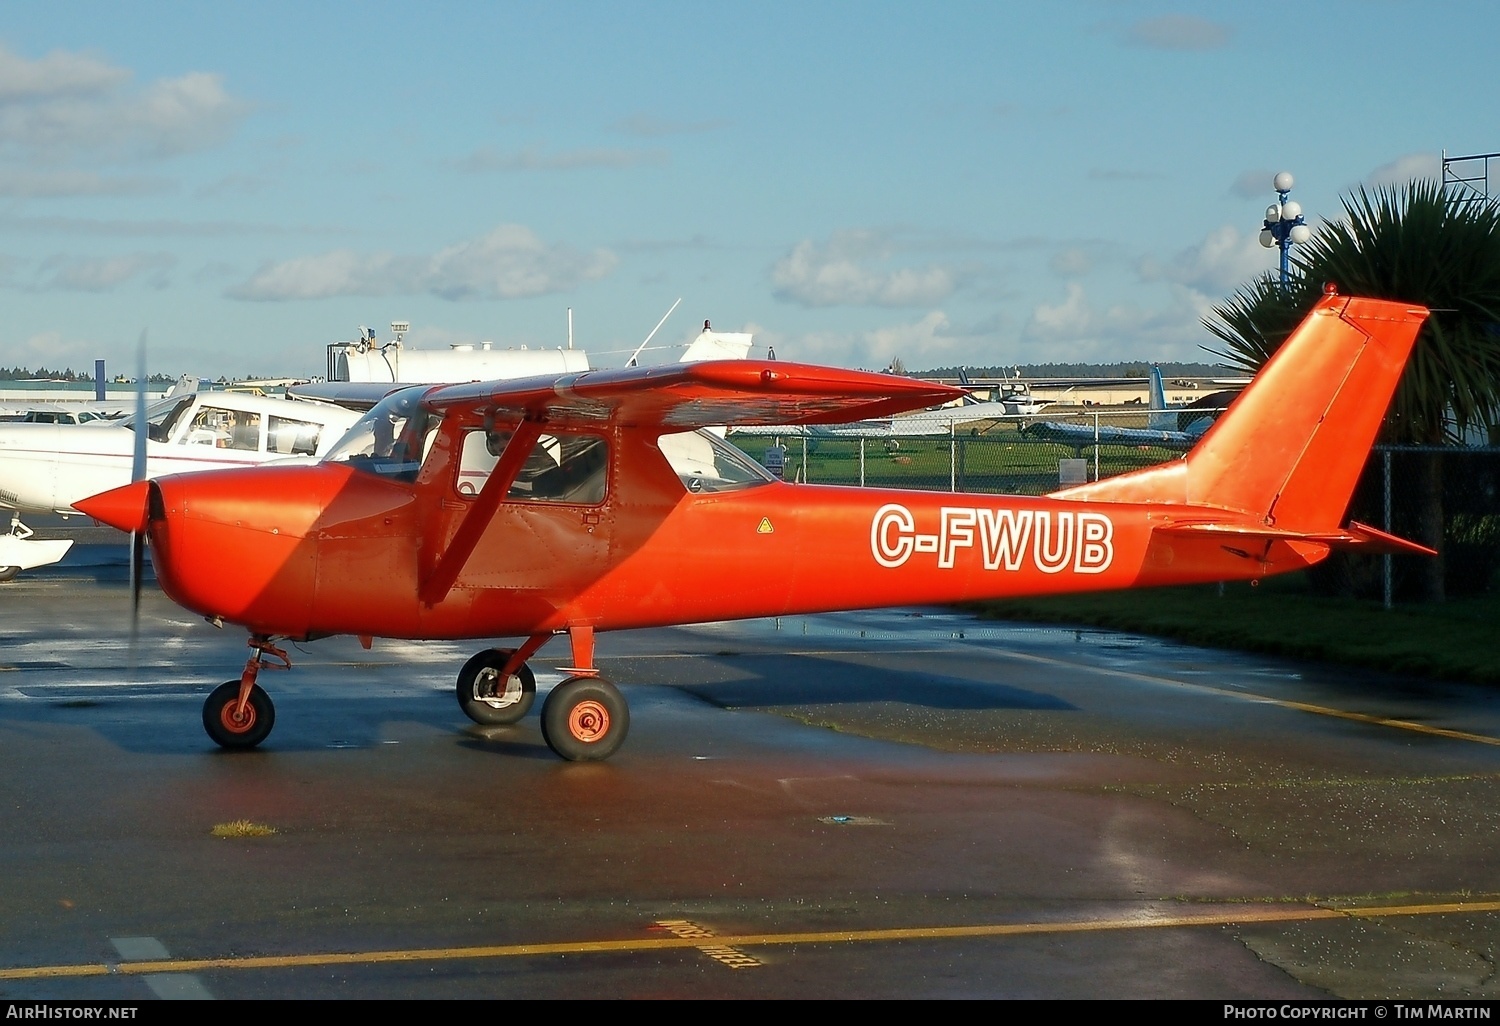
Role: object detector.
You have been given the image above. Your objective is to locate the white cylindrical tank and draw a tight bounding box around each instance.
[336,346,591,383]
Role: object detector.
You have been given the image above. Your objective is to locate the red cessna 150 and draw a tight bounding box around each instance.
[78,289,1434,761]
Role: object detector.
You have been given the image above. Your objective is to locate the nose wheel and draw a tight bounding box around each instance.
[203,680,276,749]
[202,636,288,750]
[456,648,537,725]
[540,676,629,762]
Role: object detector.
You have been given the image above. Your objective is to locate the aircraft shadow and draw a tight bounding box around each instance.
[672,653,1075,712]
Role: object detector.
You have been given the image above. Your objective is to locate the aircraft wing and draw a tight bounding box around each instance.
[1024,419,1203,451]
[287,381,419,410]
[422,361,967,430]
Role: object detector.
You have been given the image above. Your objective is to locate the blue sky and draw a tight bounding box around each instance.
[0,1,1492,378]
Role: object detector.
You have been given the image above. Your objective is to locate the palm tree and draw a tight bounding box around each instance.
[1205,179,1500,602]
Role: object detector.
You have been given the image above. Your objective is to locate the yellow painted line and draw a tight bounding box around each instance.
[989,647,1500,747]
[3,899,1498,982]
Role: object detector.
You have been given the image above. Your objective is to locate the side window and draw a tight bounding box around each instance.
[191,407,260,451]
[457,429,608,504]
[184,405,229,446]
[268,416,322,456]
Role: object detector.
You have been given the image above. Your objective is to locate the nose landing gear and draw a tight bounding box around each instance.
[202,636,288,749]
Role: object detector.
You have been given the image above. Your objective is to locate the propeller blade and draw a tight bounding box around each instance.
[130,529,144,621]
[129,329,148,649]
[132,330,148,483]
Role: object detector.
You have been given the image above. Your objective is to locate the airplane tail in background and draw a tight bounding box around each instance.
[1146,366,1172,430]
[680,327,754,363]
[1053,291,1429,537]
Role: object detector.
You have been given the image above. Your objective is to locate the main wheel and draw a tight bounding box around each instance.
[456,649,536,726]
[0,567,19,583]
[540,676,629,762]
[203,680,275,749]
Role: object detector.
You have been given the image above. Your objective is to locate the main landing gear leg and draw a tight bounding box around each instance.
[456,633,546,726]
[202,636,287,749]
[541,624,629,762]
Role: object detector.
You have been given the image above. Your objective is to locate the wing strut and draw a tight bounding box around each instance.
[420,418,544,606]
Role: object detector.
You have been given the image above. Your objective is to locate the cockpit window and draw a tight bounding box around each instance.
[458,429,609,504]
[659,430,776,493]
[324,387,437,483]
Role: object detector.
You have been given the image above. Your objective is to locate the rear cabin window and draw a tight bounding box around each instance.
[658,430,776,493]
[458,429,608,505]
[268,416,322,456]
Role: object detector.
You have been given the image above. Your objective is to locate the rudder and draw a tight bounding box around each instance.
[1054,291,1428,532]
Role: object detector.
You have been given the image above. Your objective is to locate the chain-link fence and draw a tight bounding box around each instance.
[727,414,1500,602]
[728,409,1213,495]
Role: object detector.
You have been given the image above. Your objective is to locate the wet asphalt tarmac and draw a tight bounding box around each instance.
[1,545,1499,1000]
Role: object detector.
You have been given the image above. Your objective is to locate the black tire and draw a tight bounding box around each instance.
[0,567,19,583]
[456,649,536,725]
[203,680,275,750]
[540,677,629,762]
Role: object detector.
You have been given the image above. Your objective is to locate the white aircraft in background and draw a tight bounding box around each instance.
[1022,366,1239,451]
[0,388,361,579]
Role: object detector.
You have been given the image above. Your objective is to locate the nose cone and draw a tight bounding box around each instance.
[75,480,151,533]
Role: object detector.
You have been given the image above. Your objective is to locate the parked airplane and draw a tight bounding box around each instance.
[77,290,1433,761]
[1021,366,1238,451]
[0,388,361,579]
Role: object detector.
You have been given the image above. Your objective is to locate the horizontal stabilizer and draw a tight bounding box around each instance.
[1156,519,1435,556]
[1336,520,1438,556]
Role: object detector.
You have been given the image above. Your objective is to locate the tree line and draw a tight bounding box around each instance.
[0,367,178,383]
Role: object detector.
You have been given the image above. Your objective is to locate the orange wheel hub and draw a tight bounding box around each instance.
[568,700,609,743]
[221,701,257,734]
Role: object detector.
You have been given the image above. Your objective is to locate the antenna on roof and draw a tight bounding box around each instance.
[625,298,682,367]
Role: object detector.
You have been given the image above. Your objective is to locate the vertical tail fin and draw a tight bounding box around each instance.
[1146,366,1172,430]
[1054,291,1428,532]
[680,327,753,363]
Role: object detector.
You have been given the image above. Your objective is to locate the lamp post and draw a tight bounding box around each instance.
[1258,171,1312,287]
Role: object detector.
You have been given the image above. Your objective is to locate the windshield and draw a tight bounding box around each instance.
[324,386,436,482]
[121,395,196,443]
[659,430,776,493]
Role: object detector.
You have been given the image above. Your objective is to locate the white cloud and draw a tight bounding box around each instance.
[426,225,616,300]
[771,231,959,307]
[0,169,169,197]
[34,252,175,291]
[16,329,91,365]
[616,114,726,137]
[0,47,126,102]
[1121,15,1233,51]
[1139,225,1272,294]
[1049,247,1093,276]
[1366,152,1440,187]
[1029,282,1092,339]
[228,249,415,300]
[0,44,246,167]
[1019,281,1211,361]
[770,311,958,370]
[229,224,617,301]
[450,146,666,172]
[1231,168,1278,199]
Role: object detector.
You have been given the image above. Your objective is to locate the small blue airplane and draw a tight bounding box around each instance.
[1022,367,1235,451]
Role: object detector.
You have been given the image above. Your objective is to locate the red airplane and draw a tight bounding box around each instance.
[77,288,1434,761]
